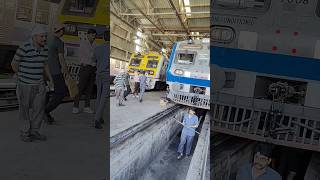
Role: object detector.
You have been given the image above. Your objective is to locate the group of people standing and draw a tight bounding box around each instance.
[113,70,147,106]
[12,23,109,142]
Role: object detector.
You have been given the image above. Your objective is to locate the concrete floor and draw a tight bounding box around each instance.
[0,102,107,180]
[140,130,199,180]
[110,91,173,137]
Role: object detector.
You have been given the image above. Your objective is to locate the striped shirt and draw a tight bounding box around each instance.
[114,74,126,89]
[12,40,48,85]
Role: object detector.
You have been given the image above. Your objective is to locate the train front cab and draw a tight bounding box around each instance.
[167,40,210,110]
[127,52,167,90]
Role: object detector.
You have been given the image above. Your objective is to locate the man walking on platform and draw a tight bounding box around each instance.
[133,71,140,97]
[113,70,126,106]
[93,31,109,129]
[11,25,51,142]
[73,29,97,114]
[177,108,199,159]
[123,71,130,101]
[138,71,147,103]
[45,23,70,124]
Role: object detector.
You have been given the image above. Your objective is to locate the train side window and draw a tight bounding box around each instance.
[224,72,236,88]
[129,58,141,67]
[146,60,158,68]
[62,0,98,16]
[16,0,34,22]
[175,53,195,65]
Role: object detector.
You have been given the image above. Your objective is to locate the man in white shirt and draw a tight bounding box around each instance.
[73,29,97,114]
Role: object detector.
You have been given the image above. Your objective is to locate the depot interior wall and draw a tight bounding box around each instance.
[110,11,135,62]
[0,0,58,46]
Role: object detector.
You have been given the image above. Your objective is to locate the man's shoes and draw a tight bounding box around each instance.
[139,99,142,103]
[177,153,183,160]
[30,132,47,141]
[46,113,55,125]
[20,132,32,142]
[124,97,127,101]
[83,107,94,114]
[72,107,80,114]
[95,121,103,129]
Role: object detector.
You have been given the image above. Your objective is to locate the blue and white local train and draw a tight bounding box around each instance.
[211,0,320,110]
[211,0,320,151]
[166,39,210,109]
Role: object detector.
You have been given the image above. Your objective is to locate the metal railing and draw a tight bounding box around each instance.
[169,90,210,110]
[212,93,320,152]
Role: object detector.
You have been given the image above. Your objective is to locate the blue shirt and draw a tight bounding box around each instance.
[181,113,198,136]
[139,75,147,87]
[236,163,282,180]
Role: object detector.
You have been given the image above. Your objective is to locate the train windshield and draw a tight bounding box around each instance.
[146,60,158,68]
[130,58,141,67]
[176,53,194,65]
[62,0,98,16]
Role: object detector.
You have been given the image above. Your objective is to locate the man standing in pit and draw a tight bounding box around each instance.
[177,108,199,159]
[92,31,109,129]
[11,25,51,142]
[73,29,97,114]
[45,22,70,124]
[138,71,147,103]
[236,143,281,180]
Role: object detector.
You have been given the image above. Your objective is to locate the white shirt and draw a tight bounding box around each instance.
[79,39,97,66]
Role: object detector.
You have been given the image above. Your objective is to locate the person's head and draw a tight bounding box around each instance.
[103,30,109,41]
[53,22,65,37]
[188,108,196,115]
[31,25,47,47]
[87,29,97,43]
[252,143,273,170]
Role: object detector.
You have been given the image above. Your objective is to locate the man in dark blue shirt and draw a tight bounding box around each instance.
[236,143,282,180]
[177,108,199,160]
[92,31,109,129]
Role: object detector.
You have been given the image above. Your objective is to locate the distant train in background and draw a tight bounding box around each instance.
[166,39,210,109]
[57,0,109,82]
[127,51,168,90]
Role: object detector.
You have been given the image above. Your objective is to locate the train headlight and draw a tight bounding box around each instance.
[174,69,184,75]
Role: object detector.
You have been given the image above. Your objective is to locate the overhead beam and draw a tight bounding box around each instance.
[119,11,210,16]
[128,0,175,43]
[143,26,210,32]
[152,33,209,37]
[110,1,163,50]
[167,0,190,36]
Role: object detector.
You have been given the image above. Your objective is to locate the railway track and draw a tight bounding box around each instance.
[110,104,183,148]
[110,105,210,180]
